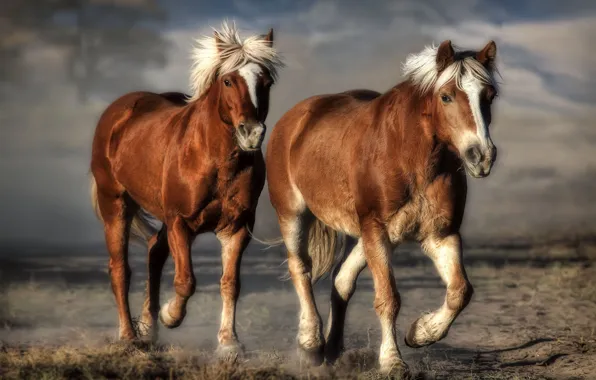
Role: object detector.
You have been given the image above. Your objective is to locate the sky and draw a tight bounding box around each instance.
[1,0,595,248]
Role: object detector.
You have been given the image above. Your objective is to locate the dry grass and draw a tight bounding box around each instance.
[0,341,563,380]
[0,342,423,380]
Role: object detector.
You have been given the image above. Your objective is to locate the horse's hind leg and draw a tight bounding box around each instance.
[139,226,169,342]
[405,233,474,348]
[325,237,366,362]
[98,191,137,341]
[280,211,325,366]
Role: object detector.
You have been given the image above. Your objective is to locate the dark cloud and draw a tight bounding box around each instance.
[1,0,596,246]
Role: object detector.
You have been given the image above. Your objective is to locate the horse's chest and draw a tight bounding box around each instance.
[387,190,457,244]
[387,196,425,244]
[190,174,255,233]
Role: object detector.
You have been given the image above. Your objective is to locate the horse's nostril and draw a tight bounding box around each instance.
[465,146,482,165]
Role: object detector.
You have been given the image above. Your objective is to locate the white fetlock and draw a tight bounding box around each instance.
[137,316,158,343]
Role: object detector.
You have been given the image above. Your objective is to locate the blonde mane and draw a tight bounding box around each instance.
[402,43,499,94]
[187,21,284,102]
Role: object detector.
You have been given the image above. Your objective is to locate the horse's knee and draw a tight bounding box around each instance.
[174,278,196,298]
[373,290,401,319]
[108,260,131,282]
[447,280,474,311]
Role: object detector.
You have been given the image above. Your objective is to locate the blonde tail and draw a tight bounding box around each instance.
[308,219,346,284]
[248,219,345,284]
[89,174,159,244]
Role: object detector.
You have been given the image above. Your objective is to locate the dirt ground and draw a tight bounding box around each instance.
[1,238,595,379]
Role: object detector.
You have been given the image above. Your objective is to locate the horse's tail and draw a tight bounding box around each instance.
[307,219,346,284]
[249,219,346,284]
[89,174,159,244]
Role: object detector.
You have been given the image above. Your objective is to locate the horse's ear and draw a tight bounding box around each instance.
[264,28,274,47]
[214,31,224,53]
[436,40,455,72]
[477,40,497,68]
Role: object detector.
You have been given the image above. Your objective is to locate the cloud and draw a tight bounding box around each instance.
[1,0,596,245]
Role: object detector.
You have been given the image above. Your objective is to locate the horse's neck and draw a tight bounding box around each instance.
[374,84,447,182]
[184,97,239,163]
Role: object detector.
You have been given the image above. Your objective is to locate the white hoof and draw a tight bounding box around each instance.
[216,342,245,362]
[158,301,184,329]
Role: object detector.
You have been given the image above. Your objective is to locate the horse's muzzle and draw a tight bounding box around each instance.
[236,122,265,151]
[463,144,497,178]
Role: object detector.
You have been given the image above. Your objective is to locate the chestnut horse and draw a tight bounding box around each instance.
[266,40,499,374]
[90,21,283,357]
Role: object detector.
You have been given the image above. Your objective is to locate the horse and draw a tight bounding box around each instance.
[90,21,283,357]
[266,40,499,374]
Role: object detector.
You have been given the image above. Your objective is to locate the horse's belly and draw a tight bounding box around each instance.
[316,209,360,237]
[308,202,360,237]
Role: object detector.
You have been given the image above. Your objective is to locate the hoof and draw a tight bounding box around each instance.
[118,327,137,341]
[158,302,185,329]
[324,342,344,364]
[298,344,325,367]
[380,359,410,379]
[404,315,445,348]
[111,337,152,352]
[216,342,245,362]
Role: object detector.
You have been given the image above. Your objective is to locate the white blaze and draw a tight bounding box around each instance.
[238,62,263,110]
[461,72,490,147]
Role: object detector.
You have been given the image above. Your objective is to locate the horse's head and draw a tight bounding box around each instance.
[404,40,499,178]
[432,40,499,178]
[188,22,283,152]
[215,29,275,152]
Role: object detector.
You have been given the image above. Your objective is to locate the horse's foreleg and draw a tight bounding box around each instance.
[99,193,136,340]
[324,238,366,363]
[159,217,195,329]
[361,222,408,375]
[139,227,169,342]
[215,225,250,359]
[281,213,325,366]
[405,233,473,347]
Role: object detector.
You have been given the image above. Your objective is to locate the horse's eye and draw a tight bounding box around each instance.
[486,86,498,102]
[441,94,452,103]
[224,79,231,87]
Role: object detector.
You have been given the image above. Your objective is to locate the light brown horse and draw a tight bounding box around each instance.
[266,40,499,374]
[90,21,283,357]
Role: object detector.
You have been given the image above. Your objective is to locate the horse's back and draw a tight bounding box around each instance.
[268,88,381,175]
[270,89,380,145]
[101,91,188,119]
